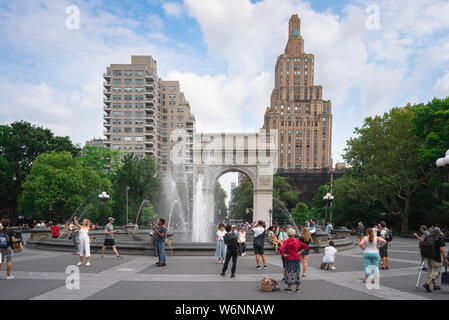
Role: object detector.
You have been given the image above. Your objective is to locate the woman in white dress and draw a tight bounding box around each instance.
[215,223,227,264]
[73,216,92,266]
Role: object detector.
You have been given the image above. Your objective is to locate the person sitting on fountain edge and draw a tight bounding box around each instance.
[154,219,167,267]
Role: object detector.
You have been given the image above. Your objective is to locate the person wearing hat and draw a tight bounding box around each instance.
[231,225,239,238]
[423,227,448,292]
[101,217,122,259]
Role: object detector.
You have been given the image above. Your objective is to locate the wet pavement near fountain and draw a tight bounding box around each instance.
[1,237,448,300]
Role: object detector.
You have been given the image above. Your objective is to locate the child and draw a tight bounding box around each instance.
[320,241,337,270]
[221,225,239,278]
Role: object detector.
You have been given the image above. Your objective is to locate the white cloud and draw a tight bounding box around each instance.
[434,72,449,97]
[162,2,184,18]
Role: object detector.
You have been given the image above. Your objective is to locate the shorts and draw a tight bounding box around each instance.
[0,248,13,263]
[427,259,441,281]
[379,246,388,258]
[254,245,264,255]
[301,250,310,256]
[104,239,115,247]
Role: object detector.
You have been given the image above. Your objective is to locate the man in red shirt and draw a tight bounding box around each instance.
[51,222,60,238]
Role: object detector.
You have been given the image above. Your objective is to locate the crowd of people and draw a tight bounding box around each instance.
[1,214,448,296]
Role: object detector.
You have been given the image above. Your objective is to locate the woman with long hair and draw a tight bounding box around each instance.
[359,228,387,283]
[299,227,312,277]
[215,223,227,264]
[73,216,92,266]
[307,219,316,234]
[268,226,282,253]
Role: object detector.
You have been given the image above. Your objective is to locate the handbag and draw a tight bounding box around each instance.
[12,241,23,253]
[442,265,449,285]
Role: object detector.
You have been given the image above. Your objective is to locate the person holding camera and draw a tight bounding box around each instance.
[154,218,167,267]
[251,220,267,270]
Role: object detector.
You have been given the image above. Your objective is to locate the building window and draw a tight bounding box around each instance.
[124,137,132,142]
[135,136,143,141]
[124,79,132,84]
[113,79,121,84]
[124,127,132,133]
[135,70,144,76]
[124,70,132,76]
[112,70,121,76]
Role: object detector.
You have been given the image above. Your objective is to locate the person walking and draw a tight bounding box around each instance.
[359,228,387,284]
[221,225,239,278]
[73,216,92,266]
[251,220,267,270]
[279,228,309,293]
[101,217,122,259]
[421,227,448,292]
[299,227,312,277]
[356,222,365,244]
[0,219,18,280]
[154,218,167,267]
[413,225,430,271]
[215,223,227,264]
[379,222,392,269]
[238,227,247,257]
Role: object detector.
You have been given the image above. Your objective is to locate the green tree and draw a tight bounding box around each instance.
[343,107,428,233]
[18,151,110,221]
[229,179,253,221]
[214,182,227,217]
[0,121,80,222]
[78,145,122,180]
[273,173,301,209]
[112,154,160,225]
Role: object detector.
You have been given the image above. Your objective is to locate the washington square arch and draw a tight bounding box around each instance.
[171,130,278,241]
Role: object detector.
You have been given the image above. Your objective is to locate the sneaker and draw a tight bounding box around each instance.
[301,274,306,277]
[220,272,225,276]
[434,285,441,290]
[230,274,235,278]
[157,263,166,267]
[85,262,91,266]
[283,288,291,292]
[5,275,15,280]
[423,283,432,292]
[256,266,261,270]
[331,266,336,270]
[76,262,83,266]
[263,265,268,270]
[295,288,300,293]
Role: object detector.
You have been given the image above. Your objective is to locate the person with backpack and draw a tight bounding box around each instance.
[279,228,309,293]
[420,227,449,292]
[221,225,239,278]
[379,222,392,270]
[0,219,18,280]
[251,220,267,270]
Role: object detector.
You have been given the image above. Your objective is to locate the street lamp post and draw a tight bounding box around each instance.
[98,191,110,225]
[268,209,273,228]
[125,186,130,225]
[436,149,449,180]
[323,193,334,222]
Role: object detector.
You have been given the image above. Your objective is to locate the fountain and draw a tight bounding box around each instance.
[272,197,298,229]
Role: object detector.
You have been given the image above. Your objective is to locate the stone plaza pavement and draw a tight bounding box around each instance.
[0,237,448,300]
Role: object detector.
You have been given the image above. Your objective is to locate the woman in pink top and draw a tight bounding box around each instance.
[279,228,309,293]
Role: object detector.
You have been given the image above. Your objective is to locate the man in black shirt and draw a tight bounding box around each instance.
[221,225,239,278]
[423,227,449,292]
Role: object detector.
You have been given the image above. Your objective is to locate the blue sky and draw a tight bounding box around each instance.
[1,0,449,202]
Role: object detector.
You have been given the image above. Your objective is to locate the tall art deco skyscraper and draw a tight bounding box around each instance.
[262,14,332,170]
